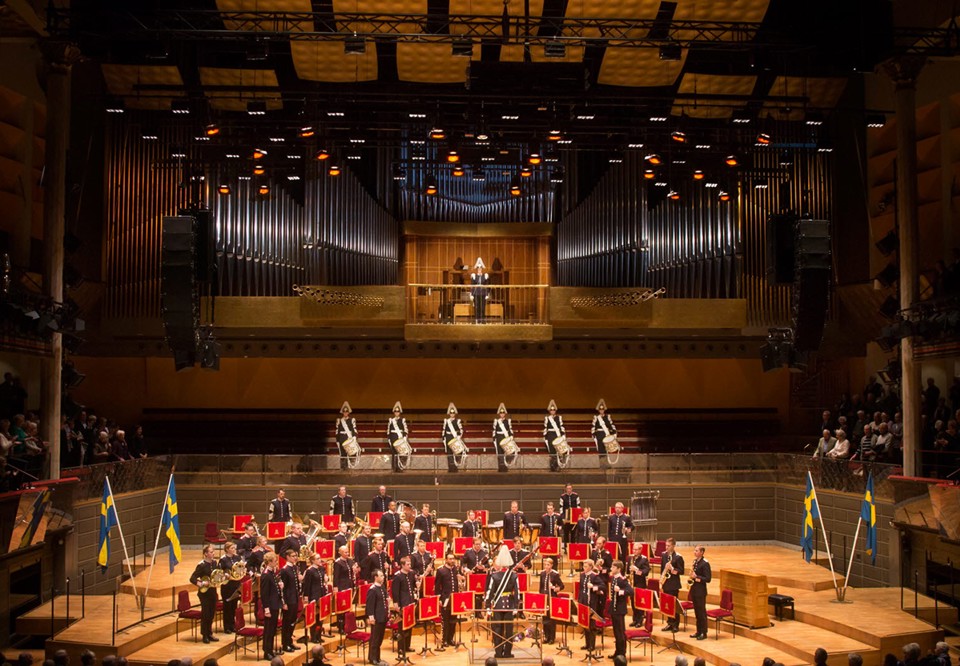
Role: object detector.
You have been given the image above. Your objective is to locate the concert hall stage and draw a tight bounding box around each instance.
[19,545,944,666]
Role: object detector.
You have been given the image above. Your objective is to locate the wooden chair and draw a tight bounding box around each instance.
[705,588,736,640]
[176,590,202,641]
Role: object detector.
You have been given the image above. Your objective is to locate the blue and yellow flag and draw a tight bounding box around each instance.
[97,480,119,572]
[861,473,877,565]
[19,488,53,549]
[161,475,182,573]
[801,472,820,562]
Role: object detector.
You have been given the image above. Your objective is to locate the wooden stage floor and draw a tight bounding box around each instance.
[20,545,947,666]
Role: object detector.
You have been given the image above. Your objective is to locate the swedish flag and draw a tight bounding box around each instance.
[861,473,877,565]
[19,488,52,549]
[161,475,182,573]
[801,472,820,563]
[97,480,118,572]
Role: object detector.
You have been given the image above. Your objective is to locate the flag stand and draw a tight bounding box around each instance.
[142,472,175,608]
[106,476,139,601]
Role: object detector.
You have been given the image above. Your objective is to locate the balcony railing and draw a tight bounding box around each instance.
[406,283,550,324]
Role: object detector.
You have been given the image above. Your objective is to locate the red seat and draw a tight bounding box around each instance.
[234,606,265,658]
[625,612,654,661]
[705,588,736,640]
[344,611,371,660]
[205,522,228,545]
[679,598,694,629]
[176,590,203,641]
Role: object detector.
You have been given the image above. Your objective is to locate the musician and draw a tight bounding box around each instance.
[380,501,400,542]
[492,403,515,473]
[189,544,219,644]
[354,524,374,569]
[560,484,581,546]
[411,539,435,577]
[660,537,684,632]
[574,507,598,544]
[260,552,282,660]
[280,550,302,653]
[607,502,634,562]
[281,523,308,560]
[484,545,519,659]
[629,545,651,627]
[387,401,409,473]
[592,399,618,466]
[391,556,418,660]
[502,501,529,541]
[577,560,602,654]
[461,510,481,539]
[538,557,564,644]
[509,539,530,572]
[591,536,613,591]
[394,521,417,562]
[541,502,563,539]
[246,535,270,576]
[365,569,390,665]
[329,486,355,523]
[436,553,463,648]
[335,402,358,471]
[371,485,392,513]
[238,523,259,559]
[363,535,391,581]
[333,545,358,634]
[268,488,292,523]
[333,522,351,553]
[688,545,711,640]
[218,541,243,634]
[543,400,566,472]
[462,537,489,573]
[470,257,490,323]
[414,504,433,542]
[443,403,466,473]
[609,561,634,659]
[302,553,328,643]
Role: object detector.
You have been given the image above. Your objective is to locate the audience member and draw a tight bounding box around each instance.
[693,658,706,666]
[53,651,68,666]
[79,651,95,666]
[848,652,864,666]
[484,658,498,666]
[934,642,951,666]
[542,659,555,666]
[881,654,898,666]
[814,430,836,458]
[201,660,217,666]
[17,652,33,666]
[903,643,922,666]
[815,648,829,666]
[674,657,688,666]
[826,431,851,459]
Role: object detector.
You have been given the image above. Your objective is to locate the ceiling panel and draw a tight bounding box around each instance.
[761,76,848,119]
[199,68,282,111]
[564,0,661,38]
[449,0,545,35]
[397,40,473,83]
[101,65,184,110]
[291,41,379,82]
[673,73,756,118]
[333,0,425,34]
[672,0,771,41]
[598,46,687,87]
[498,44,585,63]
[215,0,313,32]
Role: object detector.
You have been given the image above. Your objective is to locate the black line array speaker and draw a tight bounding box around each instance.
[766,213,798,285]
[161,216,198,370]
[792,219,832,352]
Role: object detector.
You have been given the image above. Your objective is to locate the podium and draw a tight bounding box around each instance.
[719,569,771,628]
[467,613,543,664]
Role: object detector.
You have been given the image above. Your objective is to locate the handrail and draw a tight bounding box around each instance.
[408,282,551,288]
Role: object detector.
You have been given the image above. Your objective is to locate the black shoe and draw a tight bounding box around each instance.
[697,634,707,641]
[223,629,234,635]
[202,637,210,644]
[263,654,274,661]
[284,646,297,653]
[690,633,700,638]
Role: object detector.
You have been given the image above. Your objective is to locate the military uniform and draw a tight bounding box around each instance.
[574,516,598,544]
[442,410,465,473]
[268,497,292,523]
[371,493,392,513]
[218,552,243,633]
[333,555,356,634]
[260,567,282,657]
[607,512,634,561]
[492,415,515,473]
[470,264,490,322]
[394,532,416,562]
[335,411,358,470]
[330,493,355,523]
[577,570,602,653]
[362,548,391,582]
[660,550,684,631]
[354,534,373,568]
[630,552,651,626]
[591,405,618,464]
[538,569,564,643]
[411,549,434,577]
[502,510,528,542]
[689,556,712,638]
[237,531,258,559]
[365,581,390,663]
[485,569,519,658]
[391,569,418,657]
[461,518,481,538]
[414,513,433,542]
[302,564,328,642]
[189,558,219,642]
[280,561,301,651]
[436,562,462,646]
[540,511,563,539]
[609,574,634,657]
[387,411,409,473]
[560,490,581,546]
[543,412,566,472]
[380,510,400,542]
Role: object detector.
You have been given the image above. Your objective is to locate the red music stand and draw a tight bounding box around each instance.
[474,510,489,526]
[402,604,416,631]
[425,541,445,561]
[467,573,487,594]
[322,515,341,532]
[523,592,547,616]
[453,537,473,556]
[335,589,352,615]
[266,522,286,540]
[367,512,383,529]
[241,578,253,604]
[318,594,332,621]
[358,583,371,606]
[315,540,335,560]
[635,588,654,612]
[452,591,474,616]
[418,596,439,621]
[603,540,620,561]
[232,514,254,534]
[539,537,561,557]
[423,576,436,597]
[568,543,589,562]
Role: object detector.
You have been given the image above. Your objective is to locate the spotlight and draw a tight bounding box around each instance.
[528,144,542,165]
[645,153,663,166]
[344,35,366,55]
[510,176,521,196]
[544,40,566,58]
[171,99,191,115]
[246,100,267,116]
[203,123,220,137]
[866,113,886,128]
[692,170,704,181]
[429,126,446,140]
[314,148,330,161]
[608,153,624,164]
[253,147,268,159]
[299,126,315,138]
[217,183,232,195]
[253,164,265,176]
[452,37,473,57]
[258,183,270,195]
[548,128,562,141]
[731,110,752,124]
[105,97,125,114]
[875,230,899,256]
[452,165,465,177]
[659,43,682,61]
[754,179,768,189]
[447,149,460,163]
[670,130,687,144]
[328,164,342,176]
[718,190,731,202]
[475,128,490,141]
[649,115,668,122]
[392,166,406,181]
[520,166,533,178]
[756,132,771,145]
[668,190,680,201]
[724,154,739,167]
[425,175,438,195]
[643,169,656,180]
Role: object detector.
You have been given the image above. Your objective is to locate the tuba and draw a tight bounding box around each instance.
[602,434,620,465]
[499,435,520,468]
[552,435,571,469]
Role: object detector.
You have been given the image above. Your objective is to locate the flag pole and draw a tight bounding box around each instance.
[808,471,839,590]
[843,517,864,589]
[106,476,139,598]
[142,472,174,603]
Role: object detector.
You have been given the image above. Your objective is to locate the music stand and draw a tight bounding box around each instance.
[416,597,440,657]
[450,591,473,652]
[578,608,605,664]
[657,593,683,654]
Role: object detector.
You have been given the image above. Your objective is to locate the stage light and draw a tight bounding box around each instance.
[409,111,427,119]
[754,179,768,189]
[643,169,656,180]
[393,166,406,181]
[253,147,267,159]
[425,175,438,195]
[724,154,739,167]
[452,37,473,57]
[671,130,687,144]
[326,110,345,118]
[258,184,270,195]
[805,112,825,126]
[328,164,342,176]
[253,164,266,176]
[447,149,460,163]
[141,132,159,140]
[756,132,771,145]
[287,175,301,181]
[217,183,232,195]
[452,165,465,177]
[246,100,267,116]
[429,126,446,140]
[510,176,522,196]
[779,149,794,166]
[548,128,563,141]
[719,190,731,201]
[544,40,566,58]
[105,98,125,114]
[866,113,886,128]
[475,128,490,141]
[171,99,191,115]
[731,110,752,124]
[649,115,668,122]
[520,166,533,178]
[472,169,486,181]
[692,170,704,180]
[645,153,662,166]
[528,145,542,165]
[314,148,330,161]
[875,230,899,256]
[344,35,366,54]
[299,126,315,138]
[608,153,623,164]
[550,168,565,183]
[668,190,680,201]
[659,43,682,61]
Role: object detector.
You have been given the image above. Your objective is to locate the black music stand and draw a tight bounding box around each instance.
[657,623,684,654]
[416,619,437,657]
[578,609,605,664]
[556,620,573,659]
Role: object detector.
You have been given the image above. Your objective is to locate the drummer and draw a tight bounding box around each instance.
[502,501,529,542]
[462,510,482,539]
